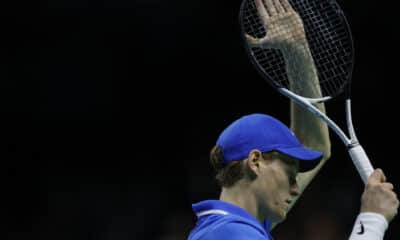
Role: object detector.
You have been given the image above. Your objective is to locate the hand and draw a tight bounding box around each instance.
[360,169,399,222]
[246,0,308,51]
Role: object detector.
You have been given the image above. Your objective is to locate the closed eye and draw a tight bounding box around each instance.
[287,171,297,186]
[289,176,296,185]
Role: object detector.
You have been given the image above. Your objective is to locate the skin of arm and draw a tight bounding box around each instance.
[246,0,331,229]
[283,43,331,227]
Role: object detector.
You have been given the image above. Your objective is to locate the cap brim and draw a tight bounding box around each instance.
[276,147,323,172]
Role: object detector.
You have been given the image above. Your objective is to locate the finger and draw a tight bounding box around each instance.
[382,182,394,191]
[391,190,398,202]
[388,190,398,202]
[245,34,261,47]
[279,0,293,12]
[368,168,385,184]
[378,168,387,182]
[255,0,270,24]
[272,0,285,13]
[264,0,277,16]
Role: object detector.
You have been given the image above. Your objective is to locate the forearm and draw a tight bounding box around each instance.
[286,45,331,188]
[283,45,330,153]
[285,44,330,180]
[272,44,331,229]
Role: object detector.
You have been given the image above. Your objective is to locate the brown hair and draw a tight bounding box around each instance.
[210,146,277,188]
[210,145,246,187]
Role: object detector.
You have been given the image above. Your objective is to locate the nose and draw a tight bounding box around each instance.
[290,182,300,196]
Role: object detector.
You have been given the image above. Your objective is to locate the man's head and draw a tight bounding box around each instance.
[210,113,323,222]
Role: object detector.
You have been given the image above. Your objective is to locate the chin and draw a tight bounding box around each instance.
[269,210,286,223]
[276,214,286,223]
[280,212,287,221]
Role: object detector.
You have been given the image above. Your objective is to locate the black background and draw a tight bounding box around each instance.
[3,0,399,239]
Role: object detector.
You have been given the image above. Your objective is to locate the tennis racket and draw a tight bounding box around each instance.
[239,0,373,184]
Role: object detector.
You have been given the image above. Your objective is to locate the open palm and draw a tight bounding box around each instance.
[246,0,308,50]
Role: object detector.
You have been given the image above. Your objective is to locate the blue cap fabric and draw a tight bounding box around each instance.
[216,113,323,172]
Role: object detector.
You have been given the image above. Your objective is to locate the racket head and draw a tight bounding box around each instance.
[239,0,355,99]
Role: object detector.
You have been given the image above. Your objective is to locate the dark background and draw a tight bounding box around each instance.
[3,0,399,239]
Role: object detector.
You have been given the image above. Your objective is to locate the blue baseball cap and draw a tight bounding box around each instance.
[216,113,323,172]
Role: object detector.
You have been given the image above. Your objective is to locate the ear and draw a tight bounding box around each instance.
[246,149,263,175]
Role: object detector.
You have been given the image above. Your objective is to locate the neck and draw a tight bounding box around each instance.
[219,182,263,222]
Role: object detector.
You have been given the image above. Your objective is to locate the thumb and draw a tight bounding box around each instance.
[245,34,260,47]
[368,168,386,184]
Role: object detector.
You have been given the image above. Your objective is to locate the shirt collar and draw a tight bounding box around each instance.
[192,200,271,232]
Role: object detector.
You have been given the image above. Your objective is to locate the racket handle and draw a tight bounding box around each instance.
[348,145,374,185]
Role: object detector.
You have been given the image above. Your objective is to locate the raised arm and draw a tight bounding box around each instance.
[246,0,331,228]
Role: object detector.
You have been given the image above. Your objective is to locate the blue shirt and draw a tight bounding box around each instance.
[188,200,273,240]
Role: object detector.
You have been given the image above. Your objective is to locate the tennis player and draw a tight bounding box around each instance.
[188,0,398,239]
[188,113,398,240]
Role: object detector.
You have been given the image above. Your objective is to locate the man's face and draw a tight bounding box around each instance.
[254,153,300,223]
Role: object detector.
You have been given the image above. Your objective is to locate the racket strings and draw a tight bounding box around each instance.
[242,0,353,98]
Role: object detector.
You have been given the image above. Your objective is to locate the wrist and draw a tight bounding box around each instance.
[281,42,312,58]
[349,212,388,240]
[281,44,316,71]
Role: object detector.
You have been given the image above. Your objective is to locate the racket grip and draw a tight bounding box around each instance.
[348,145,374,185]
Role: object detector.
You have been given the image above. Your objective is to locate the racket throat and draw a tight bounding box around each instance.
[346,99,359,143]
[278,88,331,104]
[278,88,350,145]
